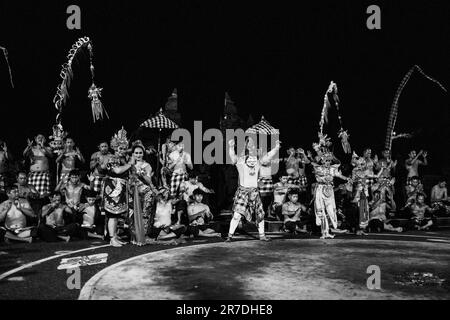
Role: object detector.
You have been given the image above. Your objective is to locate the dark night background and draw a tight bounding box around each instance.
[0,0,449,176]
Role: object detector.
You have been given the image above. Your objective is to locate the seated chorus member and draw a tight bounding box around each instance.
[282,189,310,234]
[408,193,437,231]
[186,188,219,238]
[430,178,449,216]
[0,186,37,243]
[55,169,91,213]
[39,193,86,242]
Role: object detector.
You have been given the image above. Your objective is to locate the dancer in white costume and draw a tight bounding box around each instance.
[225,137,280,242]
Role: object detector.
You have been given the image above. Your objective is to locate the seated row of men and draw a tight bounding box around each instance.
[0,169,220,243]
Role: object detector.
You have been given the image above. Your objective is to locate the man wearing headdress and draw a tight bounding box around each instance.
[225,137,280,242]
[102,127,135,247]
[312,150,350,239]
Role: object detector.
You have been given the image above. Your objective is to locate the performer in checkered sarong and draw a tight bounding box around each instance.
[285,147,310,192]
[225,137,280,242]
[168,141,193,199]
[258,157,275,216]
[23,134,53,197]
[287,175,308,188]
[56,137,85,183]
[89,142,113,192]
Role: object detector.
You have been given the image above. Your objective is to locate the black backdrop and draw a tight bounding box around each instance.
[1,0,449,174]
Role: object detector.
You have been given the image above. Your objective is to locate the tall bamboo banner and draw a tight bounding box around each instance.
[52,37,108,125]
[385,65,447,151]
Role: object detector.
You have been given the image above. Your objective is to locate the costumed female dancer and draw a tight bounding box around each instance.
[128,142,157,246]
[102,128,133,247]
[225,137,280,242]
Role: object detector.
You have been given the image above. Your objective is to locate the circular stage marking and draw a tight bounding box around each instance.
[79,238,450,300]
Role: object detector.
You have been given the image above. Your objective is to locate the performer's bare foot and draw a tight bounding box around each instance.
[224,236,232,242]
[110,237,122,247]
[259,235,272,241]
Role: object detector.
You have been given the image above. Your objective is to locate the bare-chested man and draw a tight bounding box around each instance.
[56,137,85,183]
[405,150,428,184]
[55,169,91,212]
[15,171,39,200]
[89,142,113,192]
[23,134,53,198]
[431,178,449,215]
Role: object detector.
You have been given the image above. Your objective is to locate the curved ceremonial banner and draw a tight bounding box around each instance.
[0,45,14,88]
[385,65,447,152]
[53,37,108,125]
[318,81,351,154]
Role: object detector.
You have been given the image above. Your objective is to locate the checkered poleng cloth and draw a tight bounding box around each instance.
[287,175,308,188]
[258,177,274,195]
[28,171,50,197]
[232,186,265,223]
[170,172,187,198]
[92,175,104,193]
[141,114,179,129]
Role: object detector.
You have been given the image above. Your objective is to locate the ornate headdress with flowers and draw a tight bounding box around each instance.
[110,126,129,151]
[49,123,68,154]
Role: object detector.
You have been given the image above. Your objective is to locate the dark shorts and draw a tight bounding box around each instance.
[105,211,125,219]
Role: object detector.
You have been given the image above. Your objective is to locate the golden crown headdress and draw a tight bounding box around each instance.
[111,126,129,150]
[49,123,68,141]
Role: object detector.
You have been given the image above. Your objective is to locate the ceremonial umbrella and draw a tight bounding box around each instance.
[245,115,279,135]
[140,108,179,185]
[245,115,279,155]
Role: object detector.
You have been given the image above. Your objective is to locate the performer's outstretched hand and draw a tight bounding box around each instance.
[275,140,281,148]
[228,139,235,148]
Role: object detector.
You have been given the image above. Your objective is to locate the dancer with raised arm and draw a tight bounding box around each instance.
[225,137,280,242]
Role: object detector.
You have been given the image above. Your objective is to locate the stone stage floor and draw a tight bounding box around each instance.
[79,237,450,300]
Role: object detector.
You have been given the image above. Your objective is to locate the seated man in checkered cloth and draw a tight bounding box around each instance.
[89,141,113,192]
[225,137,281,242]
[168,141,193,199]
[23,134,53,198]
[270,175,299,221]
